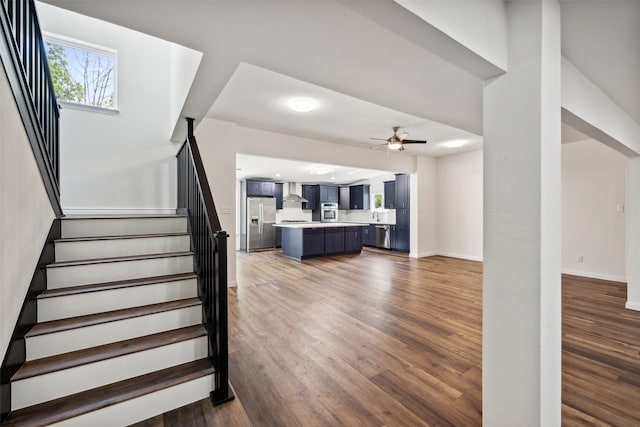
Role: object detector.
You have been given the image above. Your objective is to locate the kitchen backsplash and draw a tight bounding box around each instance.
[275,201,313,222]
[339,209,396,224]
[275,202,396,224]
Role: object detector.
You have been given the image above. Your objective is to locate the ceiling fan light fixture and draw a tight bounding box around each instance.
[388,142,403,150]
[289,97,317,113]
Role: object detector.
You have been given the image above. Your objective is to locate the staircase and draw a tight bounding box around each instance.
[3,214,217,426]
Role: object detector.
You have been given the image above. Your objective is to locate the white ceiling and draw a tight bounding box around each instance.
[39,0,638,181]
[236,154,391,185]
[209,63,484,157]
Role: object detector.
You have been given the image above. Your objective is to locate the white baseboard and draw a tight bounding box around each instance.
[561,269,626,283]
[410,251,438,259]
[227,281,238,288]
[63,208,178,215]
[625,301,640,311]
[436,252,484,262]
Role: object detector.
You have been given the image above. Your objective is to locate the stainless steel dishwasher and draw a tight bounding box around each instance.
[375,224,391,249]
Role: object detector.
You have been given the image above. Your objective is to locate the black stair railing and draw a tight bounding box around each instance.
[177,118,233,405]
[0,0,61,215]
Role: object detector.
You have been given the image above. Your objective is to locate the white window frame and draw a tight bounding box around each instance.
[43,32,119,112]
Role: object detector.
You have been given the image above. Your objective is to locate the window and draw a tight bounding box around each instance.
[44,33,117,110]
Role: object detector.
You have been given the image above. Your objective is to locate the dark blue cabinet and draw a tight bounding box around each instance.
[384,180,396,209]
[319,185,339,203]
[281,226,363,260]
[345,227,363,252]
[302,185,319,210]
[349,185,370,210]
[246,179,275,197]
[385,174,409,253]
[276,227,282,248]
[303,228,324,256]
[274,183,284,209]
[324,228,345,254]
[363,225,376,247]
[339,187,350,210]
[394,209,410,252]
[395,174,410,210]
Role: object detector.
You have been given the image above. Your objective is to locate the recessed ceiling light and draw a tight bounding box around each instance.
[276,173,280,177]
[308,165,334,175]
[442,139,468,148]
[289,97,317,113]
[330,177,335,181]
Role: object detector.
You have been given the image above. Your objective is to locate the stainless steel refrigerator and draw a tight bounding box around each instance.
[246,197,276,251]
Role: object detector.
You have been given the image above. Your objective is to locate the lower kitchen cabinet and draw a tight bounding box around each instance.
[302,228,324,256]
[344,227,363,252]
[363,224,376,247]
[280,226,364,260]
[276,227,282,248]
[393,209,410,253]
[324,228,345,254]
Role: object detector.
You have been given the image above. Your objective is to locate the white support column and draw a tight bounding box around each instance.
[627,157,640,311]
[482,1,562,426]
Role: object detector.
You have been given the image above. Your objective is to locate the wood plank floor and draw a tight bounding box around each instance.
[140,250,640,426]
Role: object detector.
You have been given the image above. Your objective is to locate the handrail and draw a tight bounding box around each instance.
[0,0,61,216]
[176,118,233,405]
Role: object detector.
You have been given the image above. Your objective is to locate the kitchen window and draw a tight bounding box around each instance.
[44,33,118,111]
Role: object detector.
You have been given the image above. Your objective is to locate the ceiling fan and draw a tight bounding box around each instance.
[369,126,427,152]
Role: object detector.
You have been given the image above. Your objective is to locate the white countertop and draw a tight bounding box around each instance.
[274,222,369,229]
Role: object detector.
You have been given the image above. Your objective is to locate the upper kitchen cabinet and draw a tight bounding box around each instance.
[349,184,370,210]
[383,180,396,209]
[339,187,350,210]
[319,185,339,203]
[395,174,410,209]
[274,182,284,209]
[246,179,275,197]
[302,184,319,210]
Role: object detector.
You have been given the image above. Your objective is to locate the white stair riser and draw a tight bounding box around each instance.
[61,217,188,238]
[55,235,191,262]
[50,374,215,427]
[28,306,202,360]
[38,279,198,322]
[12,336,208,410]
[47,256,194,289]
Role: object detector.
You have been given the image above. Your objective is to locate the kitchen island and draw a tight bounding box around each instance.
[275,222,368,261]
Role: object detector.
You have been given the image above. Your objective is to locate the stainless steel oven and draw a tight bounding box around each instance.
[320,202,338,223]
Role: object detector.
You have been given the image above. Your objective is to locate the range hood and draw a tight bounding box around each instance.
[282,182,308,203]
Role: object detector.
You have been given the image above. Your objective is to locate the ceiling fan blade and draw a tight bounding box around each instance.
[369,137,389,141]
[398,132,409,141]
[401,139,427,144]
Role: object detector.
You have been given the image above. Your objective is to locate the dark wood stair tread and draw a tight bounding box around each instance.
[3,359,214,427]
[47,251,193,268]
[27,298,201,337]
[55,232,190,243]
[38,273,197,299]
[12,325,206,381]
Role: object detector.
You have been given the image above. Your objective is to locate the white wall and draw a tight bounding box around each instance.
[433,141,628,281]
[195,119,238,286]
[412,156,438,258]
[37,3,200,214]
[436,150,483,261]
[0,64,56,358]
[562,140,627,281]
